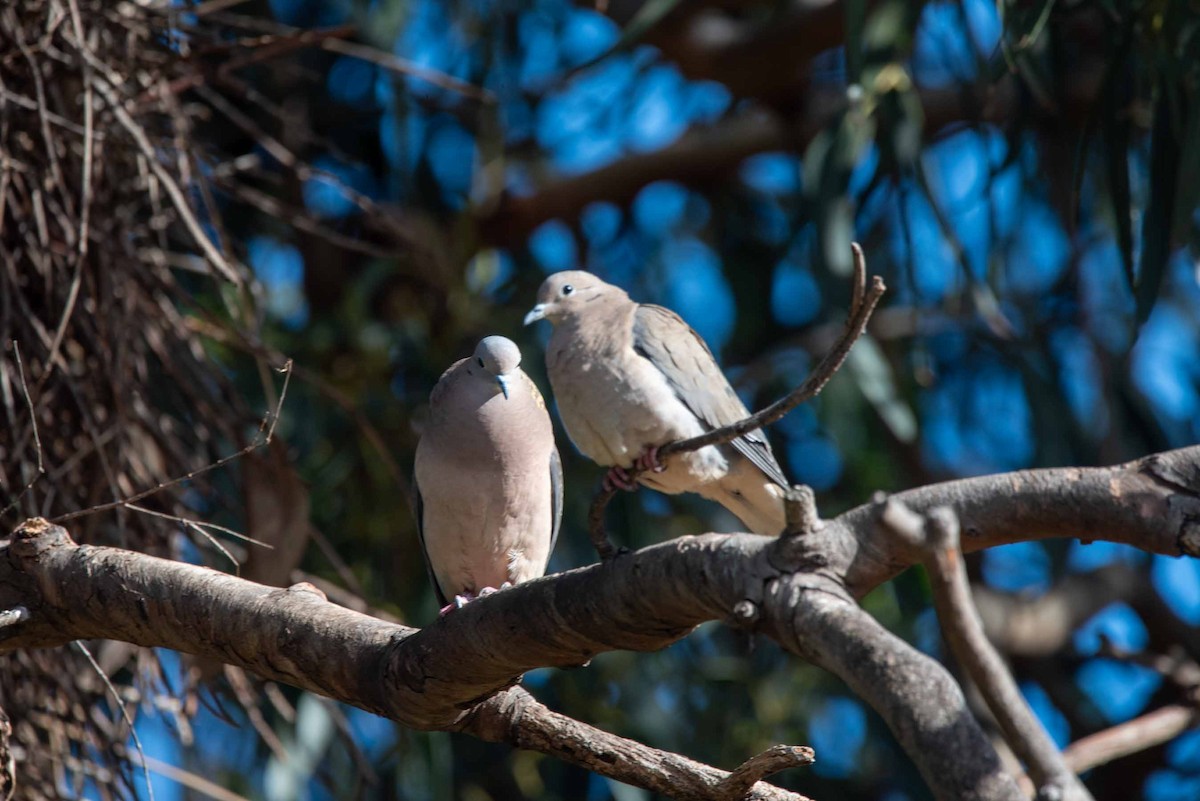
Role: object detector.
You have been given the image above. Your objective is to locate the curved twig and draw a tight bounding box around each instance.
[717,744,816,800]
[0,342,45,520]
[588,242,886,558]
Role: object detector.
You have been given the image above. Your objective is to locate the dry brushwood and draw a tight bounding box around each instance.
[0,2,418,796]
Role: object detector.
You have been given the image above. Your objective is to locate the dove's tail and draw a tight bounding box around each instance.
[706,457,786,536]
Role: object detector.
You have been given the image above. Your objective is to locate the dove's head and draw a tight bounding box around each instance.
[523,271,620,326]
[471,335,521,399]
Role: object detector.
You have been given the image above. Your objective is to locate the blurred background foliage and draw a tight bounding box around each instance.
[5,0,1200,798]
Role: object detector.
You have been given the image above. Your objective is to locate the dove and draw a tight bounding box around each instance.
[524,271,788,536]
[413,335,563,612]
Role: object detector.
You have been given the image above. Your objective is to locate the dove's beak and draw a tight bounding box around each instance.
[523,304,547,326]
[496,375,510,400]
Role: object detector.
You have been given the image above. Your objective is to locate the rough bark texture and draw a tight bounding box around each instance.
[3,446,1200,799]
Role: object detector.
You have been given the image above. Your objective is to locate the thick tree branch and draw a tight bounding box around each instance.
[0,520,807,800]
[879,503,1092,801]
[841,448,1200,597]
[468,690,815,800]
[772,576,1023,800]
[3,446,1199,800]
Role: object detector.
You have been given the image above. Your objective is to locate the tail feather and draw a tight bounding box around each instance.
[707,460,786,536]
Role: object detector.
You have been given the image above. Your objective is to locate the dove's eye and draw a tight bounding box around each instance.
[477,358,485,368]
[561,284,574,296]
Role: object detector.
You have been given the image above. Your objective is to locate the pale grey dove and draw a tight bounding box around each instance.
[524,271,789,536]
[414,335,563,612]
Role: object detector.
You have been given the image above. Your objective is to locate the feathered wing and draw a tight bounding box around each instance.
[524,370,564,568]
[413,363,464,607]
[548,446,563,566]
[412,478,450,607]
[631,304,789,488]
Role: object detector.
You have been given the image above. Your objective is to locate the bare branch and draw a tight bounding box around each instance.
[0,341,45,520]
[717,745,815,800]
[663,248,881,457]
[470,689,817,801]
[1,520,811,801]
[74,641,155,801]
[877,502,1093,801]
[775,571,1024,801]
[141,754,253,801]
[842,447,1200,596]
[5,447,1200,800]
[588,244,885,557]
[1061,705,1199,775]
[1013,705,1200,796]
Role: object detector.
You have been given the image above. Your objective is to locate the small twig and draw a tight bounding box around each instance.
[222,665,291,763]
[123,505,240,574]
[140,754,252,801]
[264,359,293,443]
[717,744,815,800]
[0,342,45,520]
[186,317,414,517]
[588,243,884,558]
[1094,638,1200,691]
[52,360,292,524]
[125,504,272,550]
[132,24,358,106]
[781,485,820,538]
[307,525,369,599]
[878,501,1094,801]
[12,343,42,476]
[1015,705,1199,795]
[74,641,155,801]
[663,246,880,457]
[1062,704,1198,774]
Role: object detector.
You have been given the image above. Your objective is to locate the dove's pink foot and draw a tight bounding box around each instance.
[438,591,477,616]
[635,445,665,474]
[603,466,637,492]
[439,582,514,614]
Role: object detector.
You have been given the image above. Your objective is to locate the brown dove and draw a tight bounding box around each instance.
[414,335,563,612]
[524,271,788,535]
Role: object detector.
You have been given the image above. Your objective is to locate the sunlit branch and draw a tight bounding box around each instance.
[877,502,1093,801]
